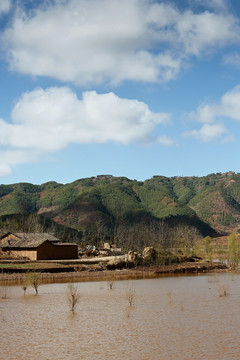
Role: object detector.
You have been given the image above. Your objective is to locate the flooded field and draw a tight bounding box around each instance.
[1,272,240,360]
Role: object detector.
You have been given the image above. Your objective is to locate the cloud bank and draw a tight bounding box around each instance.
[183,85,240,142]
[0,87,170,176]
[1,0,239,85]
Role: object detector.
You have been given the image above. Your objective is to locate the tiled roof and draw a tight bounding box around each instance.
[0,229,11,239]
[1,232,59,249]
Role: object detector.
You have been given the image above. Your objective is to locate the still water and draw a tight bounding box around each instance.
[1,272,240,360]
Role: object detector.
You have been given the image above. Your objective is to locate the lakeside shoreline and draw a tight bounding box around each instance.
[0,261,229,284]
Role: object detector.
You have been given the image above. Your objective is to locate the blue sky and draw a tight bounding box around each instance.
[1,0,240,184]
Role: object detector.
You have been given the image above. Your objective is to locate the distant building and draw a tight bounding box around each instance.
[0,232,78,260]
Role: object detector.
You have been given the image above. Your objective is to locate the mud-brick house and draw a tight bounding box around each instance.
[0,232,78,260]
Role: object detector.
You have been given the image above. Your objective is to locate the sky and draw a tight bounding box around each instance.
[1,0,240,184]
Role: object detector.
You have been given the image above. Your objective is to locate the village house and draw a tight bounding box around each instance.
[0,232,78,260]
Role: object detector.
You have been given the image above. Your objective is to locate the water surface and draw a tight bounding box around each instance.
[1,273,239,360]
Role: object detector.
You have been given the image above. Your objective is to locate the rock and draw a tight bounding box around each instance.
[142,247,157,261]
[128,250,138,261]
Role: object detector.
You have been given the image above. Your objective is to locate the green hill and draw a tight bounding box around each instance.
[2,173,240,250]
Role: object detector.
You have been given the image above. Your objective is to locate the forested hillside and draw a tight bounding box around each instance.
[0,172,239,250]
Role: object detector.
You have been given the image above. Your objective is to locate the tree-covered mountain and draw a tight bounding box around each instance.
[1,172,239,250]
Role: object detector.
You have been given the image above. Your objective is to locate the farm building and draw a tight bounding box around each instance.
[0,232,78,260]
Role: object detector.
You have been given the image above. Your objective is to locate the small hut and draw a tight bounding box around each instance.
[0,232,78,260]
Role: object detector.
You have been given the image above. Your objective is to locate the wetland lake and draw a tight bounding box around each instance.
[1,272,240,360]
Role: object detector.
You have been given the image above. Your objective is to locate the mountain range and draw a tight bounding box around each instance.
[0,172,239,250]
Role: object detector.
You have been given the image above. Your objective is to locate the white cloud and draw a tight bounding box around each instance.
[192,85,240,124]
[0,87,170,175]
[0,163,11,177]
[0,0,11,15]
[176,10,238,56]
[157,135,174,147]
[190,104,216,124]
[190,0,228,12]
[1,0,239,85]
[184,85,240,142]
[0,149,40,177]
[183,123,231,142]
[9,87,169,148]
[219,86,240,120]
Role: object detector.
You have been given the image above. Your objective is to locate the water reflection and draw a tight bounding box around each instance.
[1,273,239,360]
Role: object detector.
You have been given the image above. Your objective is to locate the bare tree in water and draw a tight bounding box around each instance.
[27,272,41,295]
[67,283,80,311]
